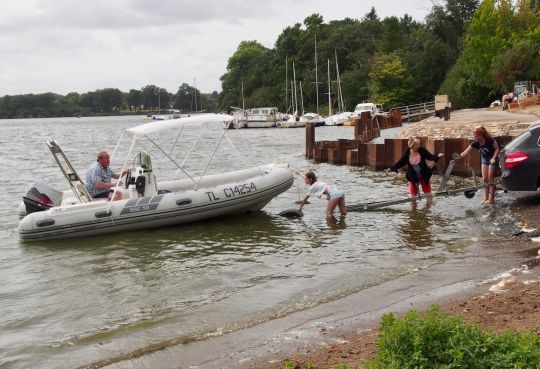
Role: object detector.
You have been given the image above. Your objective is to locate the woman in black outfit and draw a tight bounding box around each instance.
[387,137,444,199]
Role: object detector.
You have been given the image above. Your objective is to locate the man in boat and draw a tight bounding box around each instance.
[85,150,126,201]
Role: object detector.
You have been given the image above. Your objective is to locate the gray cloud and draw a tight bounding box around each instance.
[0,0,433,95]
[1,0,292,32]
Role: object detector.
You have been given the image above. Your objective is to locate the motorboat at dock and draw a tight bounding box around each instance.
[298,112,325,127]
[244,107,283,128]
[18,114,294,241]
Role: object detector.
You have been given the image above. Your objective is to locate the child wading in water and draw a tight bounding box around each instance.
[297,171,347,218]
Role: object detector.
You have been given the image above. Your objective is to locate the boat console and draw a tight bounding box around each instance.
[124,151,158,198]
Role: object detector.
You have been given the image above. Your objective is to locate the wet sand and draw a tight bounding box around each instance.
[241,279,540,369]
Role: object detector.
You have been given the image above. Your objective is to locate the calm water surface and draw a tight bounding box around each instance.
[0,116,526,368]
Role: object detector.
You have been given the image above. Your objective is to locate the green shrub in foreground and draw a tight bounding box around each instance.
[365,305,540,369]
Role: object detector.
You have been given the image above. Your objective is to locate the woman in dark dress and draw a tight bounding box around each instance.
[387,137,444,201]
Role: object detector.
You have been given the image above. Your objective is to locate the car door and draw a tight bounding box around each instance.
[531,127,540,188]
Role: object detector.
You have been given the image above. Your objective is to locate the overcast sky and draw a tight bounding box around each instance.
[0,0,435,96]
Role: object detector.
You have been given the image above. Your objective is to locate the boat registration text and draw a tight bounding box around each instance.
[206,182,257,202]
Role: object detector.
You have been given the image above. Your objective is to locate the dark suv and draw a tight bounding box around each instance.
[499,123,540,191]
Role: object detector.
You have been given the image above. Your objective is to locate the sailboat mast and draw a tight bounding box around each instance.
[293,62,298,116]
[241,81,245,111]
[285,55,289,114]
[327,59,332,117]
[290,81,295,115]
[193,77,198,112]
[315,35,319,115]
[335,49,344,112]
[300,81,304,116]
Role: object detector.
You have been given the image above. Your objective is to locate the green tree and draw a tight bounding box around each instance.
[95,88,124,112]
[426,0,480,51]
[303,13,323,30]
[0,95,13,118]
[141,85,169,111]
[126,89,142,111]
[491,39,540,92]
[402,28,456,102]
[173,83,208,112]
[325,18,382,109]
[174,83,195,111]
[461,0,509,88]
[439,56,492,108]
[79,91,97,113]
[381,17,404,53]
[218,41,271,110]
[363,6,380,21]
[341,66,370,109]
[369,52,413,108]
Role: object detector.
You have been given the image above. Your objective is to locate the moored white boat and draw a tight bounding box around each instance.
[276,113,305,128]
[277,119,305,128]
[325,111,354,126]
[18,114,294,241]
[223,107,248,129]
[148,109,184,121]
[245,107,283,128]
[299,112,325,126]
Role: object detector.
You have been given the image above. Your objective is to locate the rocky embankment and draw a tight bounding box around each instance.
[398,106,540,140]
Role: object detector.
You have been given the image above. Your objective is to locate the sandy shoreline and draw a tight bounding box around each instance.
[244,279,540,369]
[233,192,540,369]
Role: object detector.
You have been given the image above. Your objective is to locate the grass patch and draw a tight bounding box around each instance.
[365,305,540,369]
[278,305,540,369]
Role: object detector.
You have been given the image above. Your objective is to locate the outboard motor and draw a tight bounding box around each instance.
[21,181,63,217]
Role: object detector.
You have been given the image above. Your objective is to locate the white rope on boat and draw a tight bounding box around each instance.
[224,134,252,169]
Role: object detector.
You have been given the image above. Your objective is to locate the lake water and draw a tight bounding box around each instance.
[0,116,533,368]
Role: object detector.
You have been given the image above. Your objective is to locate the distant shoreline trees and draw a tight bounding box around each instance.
[0,84,218,119]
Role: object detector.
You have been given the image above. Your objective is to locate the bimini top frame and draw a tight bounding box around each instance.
[122,113,233,190]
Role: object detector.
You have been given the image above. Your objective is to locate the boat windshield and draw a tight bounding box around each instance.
[355,104,374,112]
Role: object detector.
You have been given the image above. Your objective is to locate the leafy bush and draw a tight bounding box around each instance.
[365,305,540,369]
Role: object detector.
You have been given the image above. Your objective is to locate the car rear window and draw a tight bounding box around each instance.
[504,130,530,150]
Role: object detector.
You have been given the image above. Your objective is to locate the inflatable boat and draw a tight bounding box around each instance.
[18,114,294,241]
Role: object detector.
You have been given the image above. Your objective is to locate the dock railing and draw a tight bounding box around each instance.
[389,101,435,122]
